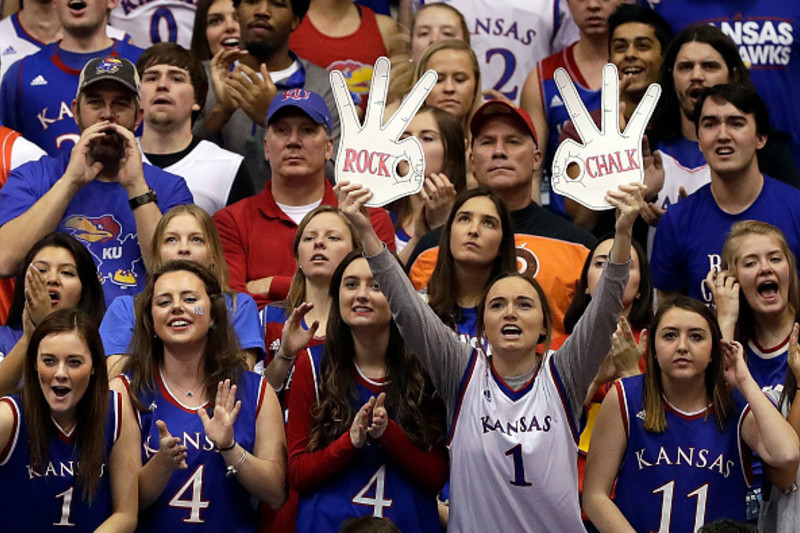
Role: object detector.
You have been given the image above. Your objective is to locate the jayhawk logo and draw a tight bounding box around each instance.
[96,57,123,74]
[62,214,140,287]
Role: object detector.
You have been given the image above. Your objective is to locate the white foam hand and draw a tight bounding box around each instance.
[551,64,661,210]
[330,56,437,207]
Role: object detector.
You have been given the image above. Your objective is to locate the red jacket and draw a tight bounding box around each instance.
[214,182,395,308]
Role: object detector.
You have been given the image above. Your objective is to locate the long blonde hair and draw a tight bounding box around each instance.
[149,205,231,292]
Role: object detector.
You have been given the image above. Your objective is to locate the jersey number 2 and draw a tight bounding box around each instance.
[352,465,393,517]
[169,465,210,523]
[653,480,708,532]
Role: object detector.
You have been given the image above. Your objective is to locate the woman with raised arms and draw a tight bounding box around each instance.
[335,180,643,531]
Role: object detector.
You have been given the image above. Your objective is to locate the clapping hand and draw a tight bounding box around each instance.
[350,393,389,448]
[155,420,188,471]
[198,380,242,451]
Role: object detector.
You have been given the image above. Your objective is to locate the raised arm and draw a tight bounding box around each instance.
[555,183,641,420]
[336,182,472,408]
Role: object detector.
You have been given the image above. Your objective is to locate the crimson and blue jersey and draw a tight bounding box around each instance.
[0,393,122,533]
[614,375,752,531]
[126,371,267,533]
[0,39,143,156]
[292,345,441,533]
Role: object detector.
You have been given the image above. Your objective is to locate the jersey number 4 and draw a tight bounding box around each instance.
[169,465,210,523]
[352,465,393,517]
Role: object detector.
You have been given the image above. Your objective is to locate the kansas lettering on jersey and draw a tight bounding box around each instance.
[126,371,267,532]
[294,346,440,533]
[0,393,122,533]
[614,375,752,532]
[446,349,585,531]
[421,0,567,103]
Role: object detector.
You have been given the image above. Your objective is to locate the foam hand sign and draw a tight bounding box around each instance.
[331,56,437,207]
[551,64,661,210]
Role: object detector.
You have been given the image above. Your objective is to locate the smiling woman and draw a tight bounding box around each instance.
[112,260,286,532]
[0,309,139,532]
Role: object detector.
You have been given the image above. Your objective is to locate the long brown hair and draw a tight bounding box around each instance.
[415,39,482,127]
[307,251,445,452]
[285,206,361,310]
[428,187,516,329]
[722,220,800,344]
[22,309,109,501]
[642,296,732,433]
[124,261,246,411]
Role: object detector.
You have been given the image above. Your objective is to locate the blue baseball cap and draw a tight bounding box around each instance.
[266,89,332,132]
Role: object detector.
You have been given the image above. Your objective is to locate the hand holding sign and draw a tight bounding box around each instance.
[331,57,438,207]
[551,64,661,210]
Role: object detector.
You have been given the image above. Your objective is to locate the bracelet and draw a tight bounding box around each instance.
[275,351,295,362]
[225,450,247,477]
[217,439,236,452]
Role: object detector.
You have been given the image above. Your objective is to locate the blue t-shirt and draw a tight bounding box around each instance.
[0,151,193,305]
[651,176,800,302]
[100,292,265,358]
[0,40,143,156]
[643,0,800,172]
[0,325,23,361]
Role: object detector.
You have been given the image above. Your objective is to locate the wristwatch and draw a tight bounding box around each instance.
[129,188,158,210]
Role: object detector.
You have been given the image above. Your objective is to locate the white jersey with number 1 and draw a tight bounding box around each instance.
[447,349,586,532]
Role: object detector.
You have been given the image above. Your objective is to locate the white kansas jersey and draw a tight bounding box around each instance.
[110,0,198,48]
[447,349,586,532]
[422,0,573,104]
[140,139,242,215]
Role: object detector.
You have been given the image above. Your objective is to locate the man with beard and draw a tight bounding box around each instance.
[0,0,142,156]
[0,57,193,305]
[194,0,339,190]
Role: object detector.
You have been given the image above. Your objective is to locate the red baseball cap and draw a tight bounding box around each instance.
[469,100,538,147]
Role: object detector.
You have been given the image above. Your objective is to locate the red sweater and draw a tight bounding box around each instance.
[286,349,448,494]
[213,182,395,308]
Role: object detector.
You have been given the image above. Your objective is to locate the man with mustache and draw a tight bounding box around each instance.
[0,57,193,305]
[194,0,339,191]
[0,0,141,156]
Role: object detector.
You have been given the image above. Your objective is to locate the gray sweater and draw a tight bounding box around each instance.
[367,247,629,424]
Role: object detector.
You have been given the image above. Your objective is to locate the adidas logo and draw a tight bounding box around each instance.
[2,46,16,56]
[30,75,47,86]
[549,94,564,108]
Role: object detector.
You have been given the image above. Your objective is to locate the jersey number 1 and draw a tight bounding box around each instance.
[505,444,532,487]
[653,480,708,532]
[352,465,393,517]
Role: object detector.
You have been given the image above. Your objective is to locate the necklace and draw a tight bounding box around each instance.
[161,371,203,398]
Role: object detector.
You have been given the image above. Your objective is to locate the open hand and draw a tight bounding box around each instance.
[197,380,241,450]
[278,302,320,360]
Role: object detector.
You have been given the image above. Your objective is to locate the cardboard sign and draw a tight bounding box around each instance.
[331,57,437,207]
[551,64,661,210]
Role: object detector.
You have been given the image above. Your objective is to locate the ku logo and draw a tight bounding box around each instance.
[282,88,311,101]
[483,389,492,402]
[62,214,141,288]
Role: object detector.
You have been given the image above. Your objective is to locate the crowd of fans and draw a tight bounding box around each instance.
[0,0,799,531]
